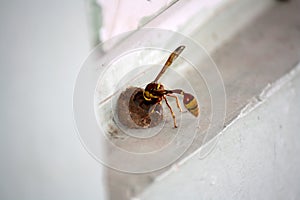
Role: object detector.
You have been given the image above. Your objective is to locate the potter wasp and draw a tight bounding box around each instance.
[117,46,199,128]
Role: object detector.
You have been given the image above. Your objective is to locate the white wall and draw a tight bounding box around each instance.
[139,65,300,199]
[0,1,106,199]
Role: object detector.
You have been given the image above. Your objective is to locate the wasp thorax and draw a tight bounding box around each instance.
[143,82,165,101]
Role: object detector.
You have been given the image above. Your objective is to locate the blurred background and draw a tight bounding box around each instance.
[0,1,104,199]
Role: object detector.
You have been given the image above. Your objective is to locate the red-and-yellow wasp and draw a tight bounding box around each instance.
[118,45,199,128]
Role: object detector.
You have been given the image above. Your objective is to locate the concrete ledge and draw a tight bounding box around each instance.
[139,62,300,200]
[105,0,300,199]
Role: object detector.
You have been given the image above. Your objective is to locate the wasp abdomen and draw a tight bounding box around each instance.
[183,93,199,117]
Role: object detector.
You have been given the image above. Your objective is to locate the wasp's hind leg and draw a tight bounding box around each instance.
[163,96,177,128]
[166,94,185,113]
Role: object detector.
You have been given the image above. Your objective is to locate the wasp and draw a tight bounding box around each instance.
[117,46,199,128]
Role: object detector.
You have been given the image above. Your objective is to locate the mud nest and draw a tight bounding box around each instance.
[116,87,163,128]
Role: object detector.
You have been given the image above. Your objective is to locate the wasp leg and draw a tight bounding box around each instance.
[148,102,161,114]
[166,94,184,112]
[163,96,177,128]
